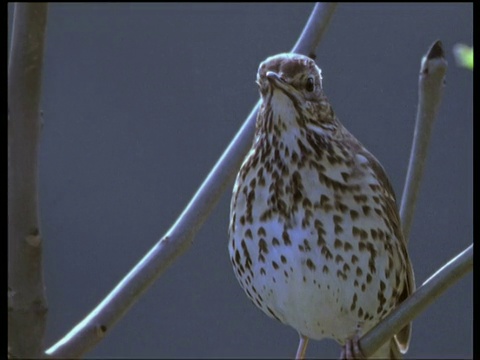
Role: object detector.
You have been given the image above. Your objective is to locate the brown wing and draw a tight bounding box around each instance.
[311,114,415,352]
[358,146,415,354]
[340,125,415,353]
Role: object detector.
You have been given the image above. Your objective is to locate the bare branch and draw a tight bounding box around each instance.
[8,3,48,359]
[45,3,337,358]
[356,40,457,358]
[359,244,473,357]
[400,40,447,242]
[291,3,337,55]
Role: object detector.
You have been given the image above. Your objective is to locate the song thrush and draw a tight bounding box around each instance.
[228,53,415,359]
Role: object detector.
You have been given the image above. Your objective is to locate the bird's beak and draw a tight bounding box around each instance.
[266,71,284,84]
[265,71,291,93]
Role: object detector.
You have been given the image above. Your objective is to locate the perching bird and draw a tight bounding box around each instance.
[228,53,414,359]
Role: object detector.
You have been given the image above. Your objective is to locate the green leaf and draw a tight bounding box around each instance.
[453,44,473,70]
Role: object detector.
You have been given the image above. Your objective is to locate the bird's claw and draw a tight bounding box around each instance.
[339,336,365,360]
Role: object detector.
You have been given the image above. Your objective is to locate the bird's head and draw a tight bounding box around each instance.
[256,53,324,103]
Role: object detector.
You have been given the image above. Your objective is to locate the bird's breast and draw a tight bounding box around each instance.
[229,137,406,342]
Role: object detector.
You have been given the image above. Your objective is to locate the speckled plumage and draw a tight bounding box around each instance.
[228,53,414,359]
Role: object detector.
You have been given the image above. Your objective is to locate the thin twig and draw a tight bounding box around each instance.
[292,3,337,55]
[400,40,447,242]
[45,3,338,358]
[357,40,452,357]
[8,3,49,359]
[359,244,473,357]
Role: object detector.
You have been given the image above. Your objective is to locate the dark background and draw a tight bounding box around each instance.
[8,3,472,359]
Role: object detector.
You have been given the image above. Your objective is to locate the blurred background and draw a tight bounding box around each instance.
[8,3,472,359]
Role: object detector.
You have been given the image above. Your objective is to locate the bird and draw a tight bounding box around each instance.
[228,53,415,359]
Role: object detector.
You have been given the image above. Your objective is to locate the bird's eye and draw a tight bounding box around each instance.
[305,77,315,92]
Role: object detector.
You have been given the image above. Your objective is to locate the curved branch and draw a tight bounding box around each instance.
[45,3,338,358]
[400,40,447,242]
[359,244,473,357]
[8,3,48,359]
[359,40,456,358]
